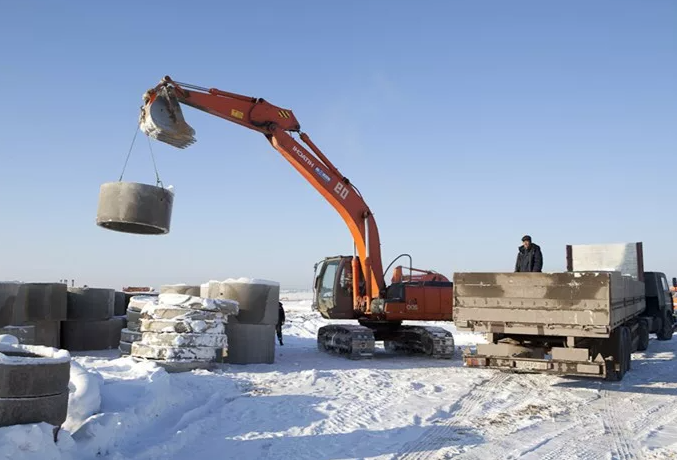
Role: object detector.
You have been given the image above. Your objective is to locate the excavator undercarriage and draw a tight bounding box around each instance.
[316,323,455,360]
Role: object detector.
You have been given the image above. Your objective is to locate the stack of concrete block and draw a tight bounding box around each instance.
[118,295,155,356]
[201,278,280,364]
[61,287,124,351]
[131,292,238,372]
[23,283,68,348]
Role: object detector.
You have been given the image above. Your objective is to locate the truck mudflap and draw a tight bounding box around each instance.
[463,351,607,379]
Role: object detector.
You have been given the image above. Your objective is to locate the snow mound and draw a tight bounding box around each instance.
[64,361,102,433]
[222,277,280,286]
[0,423,75,460]
[70,356,241,458]
[0,334,19,345]
[203,278,280,287]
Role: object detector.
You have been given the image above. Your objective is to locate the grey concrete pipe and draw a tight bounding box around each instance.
[96,181,173,235]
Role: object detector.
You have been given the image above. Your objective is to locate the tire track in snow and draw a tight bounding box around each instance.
[250,368,406,460]
[534,414,604,460]
[629,398,677,444]
[600,389,644,460]
[454,393,598,460]
[394,371,512,460]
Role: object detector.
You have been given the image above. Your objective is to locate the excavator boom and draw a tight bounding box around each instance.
[140,77,384,310]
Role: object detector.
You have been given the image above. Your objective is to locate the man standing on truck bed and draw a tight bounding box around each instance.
[515,235,543,272]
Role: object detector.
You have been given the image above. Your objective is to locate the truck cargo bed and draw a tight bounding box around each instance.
[453,272,645,338]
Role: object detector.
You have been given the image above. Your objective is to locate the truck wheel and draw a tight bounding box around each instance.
[622,326,632,371]
[605,327,630,382]
[637,321,650,351]
[656,310,674,341]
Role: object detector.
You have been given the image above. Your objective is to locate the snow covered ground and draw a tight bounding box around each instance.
[3,290,677,460]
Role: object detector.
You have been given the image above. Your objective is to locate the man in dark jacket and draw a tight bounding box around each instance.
[515,235,543,272]
[276,301,285,346]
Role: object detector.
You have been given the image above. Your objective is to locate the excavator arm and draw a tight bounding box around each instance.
[139,76,384,310]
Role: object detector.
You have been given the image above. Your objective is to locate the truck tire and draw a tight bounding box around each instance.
[656,310,674,341]
[623,326,632,371]
[637,320,650,351]
[605,327,630,382]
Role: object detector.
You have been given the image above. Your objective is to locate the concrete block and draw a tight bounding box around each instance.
[203,280,279,325]
[0,283,27,327]
[96,181,173,235]
[0,325,35,344]
[127,295,157,312]
[127,309,141,324]
[67,287,114,320]
[160,284,201,296]
[131,342,220,361]
[120,328,142,343]
[60,317,125,351]
[141,332,228,348]
[140,318,226,335]
[119,341,132,355]
[25,283,67,321]
[141,307,223,321]
[24,321,61,348]
[225,323,276,364]
[0,392,69,428]
[114,291,126,316]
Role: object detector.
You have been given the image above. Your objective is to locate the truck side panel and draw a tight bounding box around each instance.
[453,272,645,338]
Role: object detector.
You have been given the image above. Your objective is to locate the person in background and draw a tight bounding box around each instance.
[276,301,286,345]
[515,235,543,272]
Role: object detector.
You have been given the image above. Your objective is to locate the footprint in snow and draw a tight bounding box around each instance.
[411,382,425,391]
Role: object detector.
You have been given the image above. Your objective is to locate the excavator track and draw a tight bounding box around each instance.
[317,324,375,360]
[383,326,455,359]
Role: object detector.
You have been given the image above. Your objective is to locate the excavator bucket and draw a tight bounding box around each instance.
[139,86,196,149]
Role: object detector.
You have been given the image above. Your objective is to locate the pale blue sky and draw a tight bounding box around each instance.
[1,1,675,290]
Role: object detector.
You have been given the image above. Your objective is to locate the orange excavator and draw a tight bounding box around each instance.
[139,76,454,359]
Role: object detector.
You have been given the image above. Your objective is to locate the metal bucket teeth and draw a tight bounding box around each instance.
[139,86,196,149]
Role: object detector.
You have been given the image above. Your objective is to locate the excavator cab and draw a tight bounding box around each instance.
[312,256,357,320]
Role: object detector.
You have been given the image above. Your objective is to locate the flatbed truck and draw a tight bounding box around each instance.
[454,242,674,381]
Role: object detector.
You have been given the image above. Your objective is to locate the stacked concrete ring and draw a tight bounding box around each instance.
[0,343,71,432]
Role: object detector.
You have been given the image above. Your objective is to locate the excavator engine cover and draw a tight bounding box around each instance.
[139,86,196,149]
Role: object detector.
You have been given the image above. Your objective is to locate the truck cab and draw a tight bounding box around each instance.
[643,271,674,339]
[671,277,677,318]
